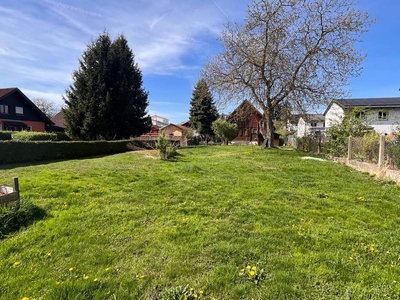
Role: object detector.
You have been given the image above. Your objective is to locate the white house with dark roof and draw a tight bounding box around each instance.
[324,97,400,134]
[296,114,326,138]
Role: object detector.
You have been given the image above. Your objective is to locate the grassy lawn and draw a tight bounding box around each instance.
[1,146,400,299]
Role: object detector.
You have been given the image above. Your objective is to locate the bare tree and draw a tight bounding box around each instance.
[31,98,58,118]
[202,0,373,147]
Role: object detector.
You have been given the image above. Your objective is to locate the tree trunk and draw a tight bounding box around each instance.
[259,114,274,148]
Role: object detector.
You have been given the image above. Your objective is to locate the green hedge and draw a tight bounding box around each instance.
[0,131,13,140]
[0,140,148,165]
[12,131,58,141]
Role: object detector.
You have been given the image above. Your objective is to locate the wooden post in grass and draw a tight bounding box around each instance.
[347,136,352,161]
[13,177,20,209]
[378,135,385,168]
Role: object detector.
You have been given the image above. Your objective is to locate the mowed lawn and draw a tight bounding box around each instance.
[1,146,400,299]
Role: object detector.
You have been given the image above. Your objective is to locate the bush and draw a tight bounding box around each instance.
[0,131,12,140]
[12,131,58,141]
[156,131,177,160]
[0,140,138,165]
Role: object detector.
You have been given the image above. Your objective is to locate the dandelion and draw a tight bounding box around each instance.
[83,275,89,280]
[194,294,198,298]
[199,290,203,294]
[105,267,110,271]
[349,257,354,260]
[47,252,52,257]
[94,278,98,282]
[56,281,61,285]
[22,297,30,300]
[251,266,257,271]
[240,268,245,272]
[140,275,145,279]
[246,265,251,270]
[13,261,21,266]
[190,287,194,292]
[249,271,255,276]
[69,267,74,272]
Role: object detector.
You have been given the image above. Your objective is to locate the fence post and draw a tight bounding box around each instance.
[13,177,20,209]
[378,135,385,168]
[347,136,352,161]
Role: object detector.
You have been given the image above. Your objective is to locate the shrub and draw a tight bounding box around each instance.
[0,131,12,140]
[12,131,58,141]
[156,131,177,160]
[0,140,136,165]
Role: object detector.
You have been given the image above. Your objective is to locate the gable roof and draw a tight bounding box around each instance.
[226,100,262,121]
[300,114,325,122]
[0,88,16,98]
[51,111,65,128]
[324,97,400,116]
[0,87,54,125]
[160,123,188,131]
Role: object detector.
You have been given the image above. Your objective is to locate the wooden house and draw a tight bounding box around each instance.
[227,100,280,146]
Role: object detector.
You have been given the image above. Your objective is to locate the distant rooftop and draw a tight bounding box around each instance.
[336,97,400,108]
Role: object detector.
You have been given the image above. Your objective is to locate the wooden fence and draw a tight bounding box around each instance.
[0,177,20,209]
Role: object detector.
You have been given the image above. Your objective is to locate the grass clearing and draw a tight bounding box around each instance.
[1,146,400,299]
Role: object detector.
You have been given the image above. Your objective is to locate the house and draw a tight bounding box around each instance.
[151,115,169,127]
[160,123,189,146]
[296,114,326,138]
[324,97,400,134]
[0,88,53,131]
[48,110,66,132]
[226,100,280,146]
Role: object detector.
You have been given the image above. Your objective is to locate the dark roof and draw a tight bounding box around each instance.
[0,87,54,125]
[226,100,262,121]
[302,114,325,122]
[0,88,17,99]
[336,97,400,108]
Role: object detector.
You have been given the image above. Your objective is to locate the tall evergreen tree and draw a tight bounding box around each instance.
[189,79,219,141]
[63,32,151,140]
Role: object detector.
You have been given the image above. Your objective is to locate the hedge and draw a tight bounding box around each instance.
[0,140,149,165]
[0,131,13,141]
[12,131,58,141]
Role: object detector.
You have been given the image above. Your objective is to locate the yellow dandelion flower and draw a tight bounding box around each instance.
[349,257,353,260]
[140,275,145,279]
[83,275,89,280]
[184,297,187,300]
[22,297,29,300]
[69,267,74,272]
[94,278,98,282]
[251,266,257,271]
[194,294,198,298]
[240,268,245,272]
[56,281,61,285]
[47,252,51,257]
[13,261,21,266]
[190,287,194,292]
[246,265,251,270]
[249,271,255,276]
[386,251,390,254]
[105,267,110,271]
[199,290,203,294]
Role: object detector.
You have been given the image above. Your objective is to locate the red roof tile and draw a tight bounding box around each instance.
[0,88,17,99]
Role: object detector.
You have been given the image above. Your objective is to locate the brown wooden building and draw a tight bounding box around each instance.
[227,100,279,146]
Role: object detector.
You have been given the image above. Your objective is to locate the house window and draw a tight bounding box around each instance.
[311,122,317,127]
[378,111,388,120]
[0,104,9,114]
[355,111,365,119]
[27,126,32,131]
[15,106,24,115]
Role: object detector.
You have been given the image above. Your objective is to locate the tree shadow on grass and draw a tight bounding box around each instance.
[0,201,47,239]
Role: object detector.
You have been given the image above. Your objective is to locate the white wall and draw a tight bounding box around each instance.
[325,103,345,128]
[366,109,400,134]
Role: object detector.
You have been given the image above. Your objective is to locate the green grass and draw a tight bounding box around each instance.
[1,146,400,299]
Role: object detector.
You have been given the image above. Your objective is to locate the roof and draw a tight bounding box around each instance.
[0,88,17,99]
[226,100,263,121]
[51,111,65,128]
[336,97,400,108]
[0,87,54,125]
[300,114,325,122]
[160,123,188,131]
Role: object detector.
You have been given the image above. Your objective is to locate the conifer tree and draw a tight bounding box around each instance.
[63,32,151,140]
[189,79,219,142]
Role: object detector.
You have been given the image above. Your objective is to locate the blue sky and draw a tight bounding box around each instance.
[0,0,399,124]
